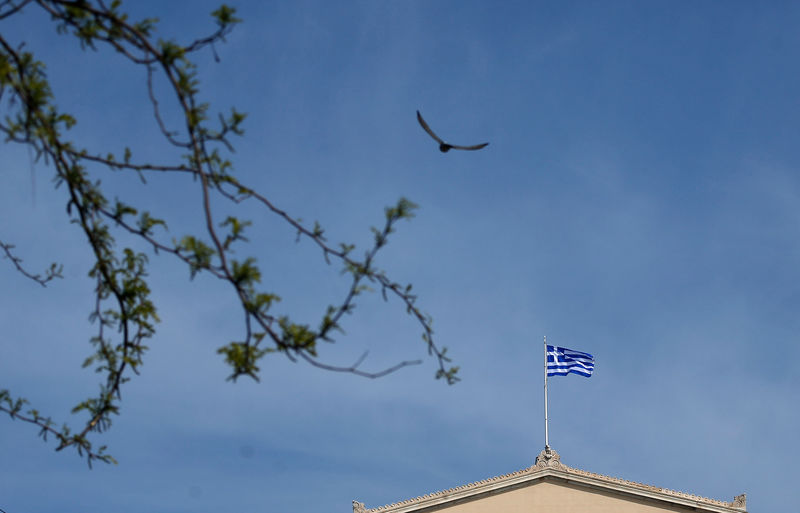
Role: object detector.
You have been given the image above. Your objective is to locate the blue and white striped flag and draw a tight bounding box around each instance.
[546,345,594,377]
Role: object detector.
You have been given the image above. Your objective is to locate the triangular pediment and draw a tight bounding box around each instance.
[353,449,746,513]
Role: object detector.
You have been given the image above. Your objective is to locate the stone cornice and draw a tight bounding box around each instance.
[354,449,747,513]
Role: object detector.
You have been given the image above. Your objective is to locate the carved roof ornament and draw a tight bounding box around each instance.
[534,446,563,469]
[733,494,747,509]
[353,500,367,513]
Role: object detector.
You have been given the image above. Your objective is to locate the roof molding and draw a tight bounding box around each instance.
[354,448,747,513]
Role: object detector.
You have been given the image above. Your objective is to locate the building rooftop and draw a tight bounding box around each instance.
[353,448,747,513]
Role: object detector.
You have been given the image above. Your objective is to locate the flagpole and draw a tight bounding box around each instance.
[544,335,550,450]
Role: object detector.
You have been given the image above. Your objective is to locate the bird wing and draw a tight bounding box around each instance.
[416,110,445,145]
[450,142,489,151]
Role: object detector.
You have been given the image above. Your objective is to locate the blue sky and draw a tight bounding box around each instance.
[2,1,799,512]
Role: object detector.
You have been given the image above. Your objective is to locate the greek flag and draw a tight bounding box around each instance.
[546,345,594,377]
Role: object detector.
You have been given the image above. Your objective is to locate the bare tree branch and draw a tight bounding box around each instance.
[0,239,62,286]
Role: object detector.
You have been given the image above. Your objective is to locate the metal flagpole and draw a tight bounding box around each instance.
[544,335,550,449]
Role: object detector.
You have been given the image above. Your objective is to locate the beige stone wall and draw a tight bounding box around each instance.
[423,481,698,513]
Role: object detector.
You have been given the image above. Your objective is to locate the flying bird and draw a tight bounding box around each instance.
[416,110,489,153]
